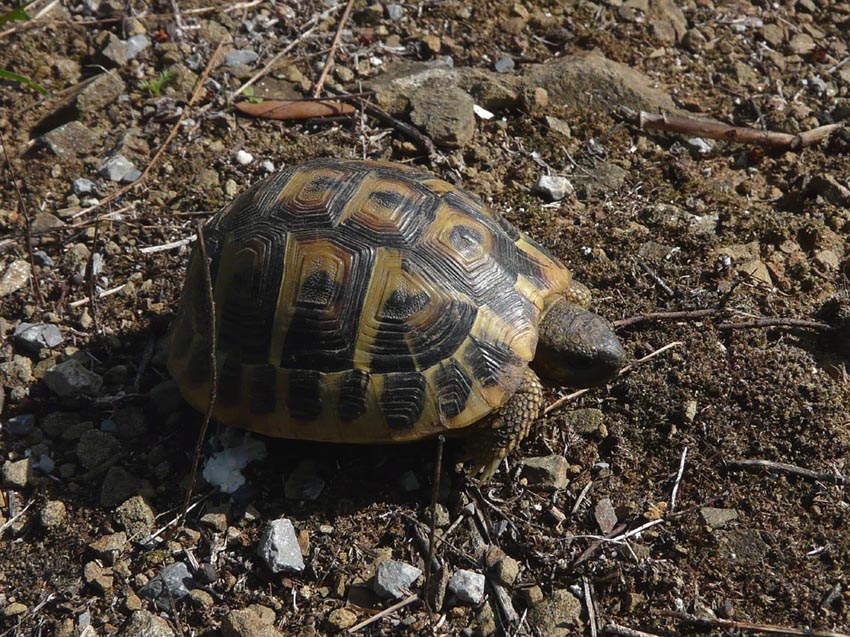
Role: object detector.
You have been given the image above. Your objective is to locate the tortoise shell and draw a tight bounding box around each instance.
[167,159,575,443]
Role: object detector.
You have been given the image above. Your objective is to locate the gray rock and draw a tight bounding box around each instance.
[77,72,126,115]
[386,3,404,20]
[448,569,485,605]
[544,115,571,138]
[520,455,569,490]
[88,531,126,563]
[72,178,97,195]
[494,57,515,73]
[594,497,618,534]
[125,34,151,60]
[284,460,325,500]
[811,175,850,207]
[139,562,195,610]
[685,136,715,157]
[99,155,142,183]
[563,408,604,435]
[532,175,573,202]
[13,322,64,354]
[225,49,259,67]
[41,122,97,159]
[45,359,103,397]
[33,251,54,267]
[373,559,422,598]
[39,500,67,529]
[119,610,175,637]
[0,259,31,297]
[100,466,140,507]
[571,160,628,197]
[700,507,739,529]
[6,414,35,436]
[2,458,32,489]
[96,31,129,66]
[115,495,156,536]
[410,86,475,148]
[257,518,305,573]
[221,608,281,637]
[530,589,583,636]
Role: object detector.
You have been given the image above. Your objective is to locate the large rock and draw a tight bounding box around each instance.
[39,122,98,159]
[44,359,103,397]
[529,589,583,636]
[409,86,476,148]
[33,72,126,135]
[0,259,31,297]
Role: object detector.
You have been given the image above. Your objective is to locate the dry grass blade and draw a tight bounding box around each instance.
[655,609,850,637]
[313,0,355,98]
[727,458,847,485]
[347,594,418,633]
[235,99,355,120]
[180,221,217,526]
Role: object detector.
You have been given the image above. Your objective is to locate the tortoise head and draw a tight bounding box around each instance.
[532,296,625,388]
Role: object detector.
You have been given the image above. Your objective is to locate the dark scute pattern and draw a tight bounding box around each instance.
[382,288,431,322]
[280,236,375,373]
[217,233,287,365]
[369,298,477,374]
[337,369,371,421]
[299,269,337,308]
[335,189,440,249]
[434,360,472,419]
[287,369,324,421]
[381,372,427,430]
[464,336,521,387]
[269,167,365,230]
[217,355,242,407]
[248,365,277,414]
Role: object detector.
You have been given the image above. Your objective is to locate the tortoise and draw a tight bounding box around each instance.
[167,159,624,480]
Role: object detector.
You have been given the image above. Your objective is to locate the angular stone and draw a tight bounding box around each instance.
[0,259,31,297]
[115,495,156,536]
[530,589,583,636]
[119,610,176,637]
[77,429,122,470]
[45,359,104,397]
[373,560,422,599]
[221,609,282,637]
[89,531,127,564]
[284,460,325,501]
[139,562,195,610]
[410,86,475,148]
[257,518,305,573]
[532,175,573,202]
[448,569,485,605]
[39,500,67,529]
[700,507,739,529]
[520,455,569,490]
[100,466,140,508]
[96,31,129,66]
[594,497,618,534]
[3,458,32,489]
[13,322,63,354]
[40,122,97,159]
[100,154,142,183]
[84,561,114,593]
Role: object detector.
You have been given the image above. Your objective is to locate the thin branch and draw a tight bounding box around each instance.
[717,317,831,331]
[669,446,688,513]
[620,107,844,151]
[84,219,101,334]
[727,458,847,485]
[180,222,218,525]
[583,577,598,637]
[1,132,45,306]
[603,623,663,637]
[313,0,355,98]
[614,308,718,329]
[655,609,850,637]
[348,594,418,633]
[424,435,445,614]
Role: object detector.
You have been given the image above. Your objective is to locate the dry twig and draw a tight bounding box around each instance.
[603,623,662,637]
[313,0,355,98]
[621,107,843,151]
[718,317,831,331]
[614,308,718,329]
[669,446,688,513]
[180,222,218,525]
[424,435,445,614]
[348,594,418,633]
[1,132,44,306]
[655,609,850,637]
[727,458,847,485]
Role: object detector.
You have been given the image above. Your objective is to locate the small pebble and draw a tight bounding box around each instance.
[398,470,419,492]
[225,49,259,67]
[532,175,573,202]
[139,562,195,610]
[99,154,141,184]
[7,414,35,436]
[40,500,67,529]
[261,160,275,172]
[448,569,486,605]
[386,4,404,21]
[373,560,422,599]
[257,518,306,573]
[235,150,254,165]
[494,57,515,73]
[72,178,97,195]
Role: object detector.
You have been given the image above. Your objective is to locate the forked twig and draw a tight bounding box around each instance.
[621,107,843,151]
[313,0,355,98]
[180,222,217,525]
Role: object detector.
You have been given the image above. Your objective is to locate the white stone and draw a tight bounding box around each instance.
[257,518,305,573]
[448,569,486,604]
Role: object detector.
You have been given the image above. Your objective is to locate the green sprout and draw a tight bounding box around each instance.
[140,69,177,96]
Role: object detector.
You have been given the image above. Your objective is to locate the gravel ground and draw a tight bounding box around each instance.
[1,0,849,636]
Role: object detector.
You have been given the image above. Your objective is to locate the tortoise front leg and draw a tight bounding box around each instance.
[469,367,544,482]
